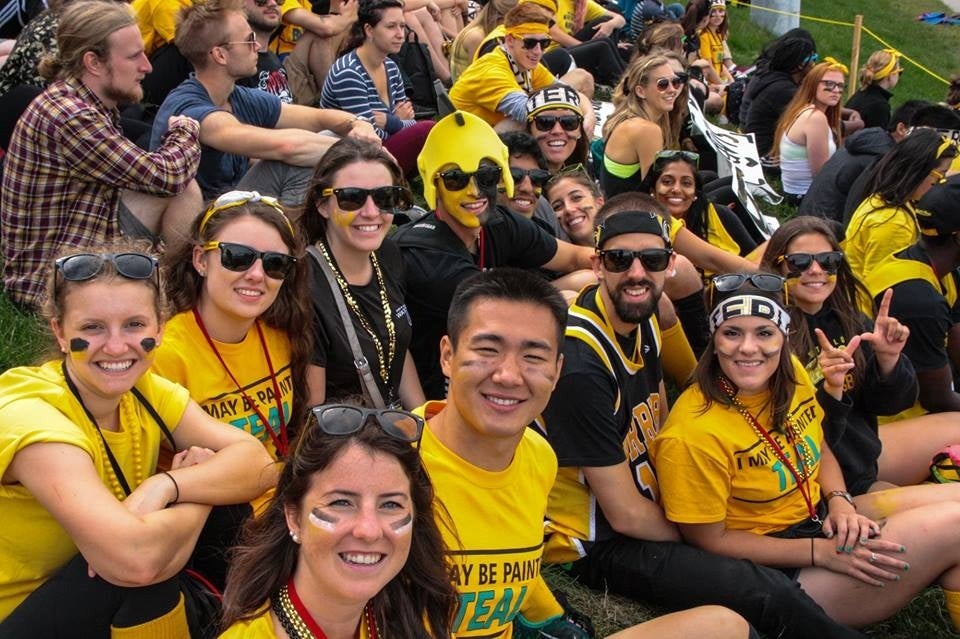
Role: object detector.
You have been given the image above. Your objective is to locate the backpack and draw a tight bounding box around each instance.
[724,76,748,127]
[389,30,448,120]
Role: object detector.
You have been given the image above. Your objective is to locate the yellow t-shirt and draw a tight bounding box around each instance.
[152,312,294,460]
[273,0,311,55]
[698,28,727,76]
[449,48,556,126]
[131,0,193,57]
[553,0,606,37]
[842,195,918,290]
[0,361,189,620]
[416,402,564,637]
[219,603,376,638]
[652,357,824,536]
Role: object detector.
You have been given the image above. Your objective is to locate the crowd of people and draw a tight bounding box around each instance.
[1,0,960,637]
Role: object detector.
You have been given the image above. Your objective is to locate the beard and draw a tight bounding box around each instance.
[102,81,143,106]
[608,276,660,324]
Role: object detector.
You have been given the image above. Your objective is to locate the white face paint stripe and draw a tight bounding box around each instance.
[390,513,413,535]
[309,508,338,531]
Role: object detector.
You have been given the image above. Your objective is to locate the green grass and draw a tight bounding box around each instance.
[0,294,48,371]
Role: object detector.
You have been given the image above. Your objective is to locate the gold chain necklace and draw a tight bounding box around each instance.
[316,240,396,387]
[272,580,380,639]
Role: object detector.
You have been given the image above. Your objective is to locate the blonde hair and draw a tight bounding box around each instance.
[604,54,675,147]
[175,0,245,67]
[38,1,136,81]
[858,49,898,88]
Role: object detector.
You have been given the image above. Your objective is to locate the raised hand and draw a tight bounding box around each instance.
[814,327,858,398]
[859,288,909,373]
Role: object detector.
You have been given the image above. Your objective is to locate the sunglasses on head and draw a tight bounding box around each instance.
[311,404,424,442]
[510,167,552,189]
[202,241,297,280]
[654,76,686,91]
[776,251,843,276]
[531,114,582,133]
[708,273,787,308]
[520,36,551,50]
[435,165,502,191]
[598,248,673,273]
[654,149,700,166]
[54,252,159,298]
[321,186,412,212]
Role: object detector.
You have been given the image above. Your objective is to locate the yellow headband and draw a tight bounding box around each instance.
[937,135,958,159]
[822,57,849,75]
[506,22,550,37]
[198,191,295,237]
[873,49,901,80]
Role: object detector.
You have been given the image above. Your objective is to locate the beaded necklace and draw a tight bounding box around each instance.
[717,375,820,523]
[272,579,379,639]
[62,361,144,500]
[315,240,396,388]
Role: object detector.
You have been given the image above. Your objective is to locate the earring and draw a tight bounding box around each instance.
[290,530,300,543]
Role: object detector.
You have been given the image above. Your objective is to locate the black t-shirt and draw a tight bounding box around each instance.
[308,239,412,406]
[394,207,559,399]
[886,246,953,373]
[237,51,294,104]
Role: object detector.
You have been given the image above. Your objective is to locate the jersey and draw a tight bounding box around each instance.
[539,285,664,563]
[652,357,827,536]
[416,402,564,638]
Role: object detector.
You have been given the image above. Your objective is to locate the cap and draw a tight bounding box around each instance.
[594,210,671,249]
[417,111,514,210]
[710,0,726,8]
[916,175,960,236]
[526,84,583,118]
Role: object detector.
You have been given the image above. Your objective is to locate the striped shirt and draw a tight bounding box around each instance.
[0,78,201,309]
[320,50,413,140]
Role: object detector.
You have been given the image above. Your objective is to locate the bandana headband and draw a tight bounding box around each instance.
[709,294,791,335]
[822,57,849,75]
[873,49,901,80]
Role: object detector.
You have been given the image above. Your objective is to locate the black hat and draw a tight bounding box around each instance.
[917,174,960,236]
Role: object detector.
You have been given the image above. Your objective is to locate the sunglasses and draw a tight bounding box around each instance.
[321,186,412,212]
[654,76,686,91]
[819,80,845,92]
[509,167,552,189]
[598,248,673,273]
[54,252,159,299]
[776,251,843,275]
[219,31,258,48]
[435,165,502,191]
[253,0,275,5]
[520,36,551,50]
[654,149,700,166]
[202,241,297,280]
[708,273,787,308]
[311,404,424,442]
[531,114,583,132]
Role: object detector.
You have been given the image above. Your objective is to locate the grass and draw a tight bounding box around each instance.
[0,0,958,636]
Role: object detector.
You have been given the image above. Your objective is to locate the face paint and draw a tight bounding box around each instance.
[69,338,90,352]
[309,507,339,531]
[332,209,359,228]
[389,512,413,535]
[140,337,157,352]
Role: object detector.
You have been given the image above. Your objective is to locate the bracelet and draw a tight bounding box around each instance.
[826,490,855,508]
[162,471,180,505]
[810,538,815,567]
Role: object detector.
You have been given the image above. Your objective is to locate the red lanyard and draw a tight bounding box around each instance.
[192,309,288,456]
[287,578,379,639]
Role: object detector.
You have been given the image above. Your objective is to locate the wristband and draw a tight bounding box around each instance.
[826,490,854,508]
[162,471,180,505]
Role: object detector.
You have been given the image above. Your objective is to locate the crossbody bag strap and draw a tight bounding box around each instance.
[307,245,387,409]
[130,386,178,452]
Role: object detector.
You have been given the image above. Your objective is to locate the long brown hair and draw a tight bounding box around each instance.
[771,61,844,161]
[163,199,313,440]
[760,217,869,387]
[220,418,458,639]
[604,54,676,147]
[693,278,797,431]
[39,1,136,81]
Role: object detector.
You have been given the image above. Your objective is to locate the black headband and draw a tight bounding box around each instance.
[594,210,671,249]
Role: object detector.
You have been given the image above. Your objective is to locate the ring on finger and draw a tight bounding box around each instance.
[869,552,877,564]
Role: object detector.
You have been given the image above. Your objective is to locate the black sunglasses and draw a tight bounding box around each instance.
[321,186,412,212]
[54,252,159,298]
[709,273,787,308]
[532,114,583,133]
[654,149,700,166]
[509,167,552,189]
[520,36,551,50]
[598,248,673,273]
[311,404,424,442]
[202,241,297,280]
[436,165,502,191]
[777,251,844,275]
[654,76,686,91]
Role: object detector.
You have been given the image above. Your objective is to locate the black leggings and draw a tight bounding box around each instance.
[0,555,181,638]
[567,38,626,86]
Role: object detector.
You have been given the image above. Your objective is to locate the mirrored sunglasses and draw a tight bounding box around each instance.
[202,241,297,280]
[654,76,686,91]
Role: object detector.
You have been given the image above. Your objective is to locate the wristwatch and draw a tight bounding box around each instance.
[826,490,855,508]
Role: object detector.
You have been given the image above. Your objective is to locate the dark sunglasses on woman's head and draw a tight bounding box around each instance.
[509,167,552,189]
[321,186,412,212]
[531,114,583,133]
[654,149,700,166]
[311,404,424,442]
[520,36,551,50]
[709,272,787,308]
[54,252,159,298]
[776,251,844,276]
[435,165,502,191]
[202,241,297,280]
[598,248,673,273]
[654,76,686,91]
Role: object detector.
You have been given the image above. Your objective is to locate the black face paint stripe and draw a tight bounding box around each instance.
[70,338,89,352]
[140,338,157,352]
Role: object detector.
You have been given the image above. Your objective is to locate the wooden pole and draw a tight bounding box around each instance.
[849,14,863,98]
